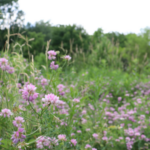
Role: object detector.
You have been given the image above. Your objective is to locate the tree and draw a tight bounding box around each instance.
[105,32,127,48]
[0,0,24,51]
[50,24,90,54]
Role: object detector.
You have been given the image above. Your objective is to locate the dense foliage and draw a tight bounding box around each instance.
[0,43,150,150]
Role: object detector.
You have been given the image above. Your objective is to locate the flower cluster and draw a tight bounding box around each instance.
[58,134,66,141]
[11,128,26,144]
[50,61,59,70]
[42,93,65,107]
[0,58,14,74]
[63,55,71,61]
[21,83,38,102]
[73,98,80,103]
[42,93,59,106]
[36,136,58,149]
[92,133,98,139]
[41,78,48,87]
[47,50,57,60]
[13,116,25,127]
[57,84,65,96]
[0,108,13,117]
[70,139,77,146]
[47,50,59,70]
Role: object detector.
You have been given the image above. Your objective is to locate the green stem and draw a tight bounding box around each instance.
[28,101,40,118]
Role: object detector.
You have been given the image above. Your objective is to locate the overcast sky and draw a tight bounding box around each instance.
[18,0,150,35]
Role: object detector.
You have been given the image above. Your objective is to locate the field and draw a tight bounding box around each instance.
[0,44,150,150]
[1,0,150,149]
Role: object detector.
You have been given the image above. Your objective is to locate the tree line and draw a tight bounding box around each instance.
[0,0,150,73]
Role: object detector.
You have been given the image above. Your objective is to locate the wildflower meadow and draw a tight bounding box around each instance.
[0,34,150,150]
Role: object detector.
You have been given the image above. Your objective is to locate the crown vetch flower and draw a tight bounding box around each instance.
[47,50,57,60]
[7,66,15,74]
[13,116,25,127]
[22,84,38,102]
[85,144,91,149]
[0,108,13,117]
[11,128,26,144]
[73,98,80,103]
[50,61,59,70]
[0,58,8,70]
[42,93,60,106]
[93,133,98,139]
[70,139,77,146]
[36,136,51,149]
[58,134,66,141]
[57,84,65,95]
[41,78,48,86]
[63,55,71,61]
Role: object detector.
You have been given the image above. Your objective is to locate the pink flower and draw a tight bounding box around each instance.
[0,108,13,117]
[42,93,60,106]
[73,98,80,103]
[137,98,142,103]
[7,66,14,74]
[63,55,71,61]
[92,148,97,150]
[102,137,108,141]
[41,78,48,86]
[57,84,65,96]
[85,144,91,148]
[81,118,87,124]
[82,109,87,115]
[57,84,65,90]
[50,61,59,70]
[11,128,26,144]
[88,103,94,110]
[77,130,82,133]
[36,136,51,149]
[71,133,75,136]
[93,133,98,139]
[70,139,77,146]
[86,128,90,132]
[21,84,38,102]
[17,83,22,89]
[0,58,8,70]
[118,97,122,102]
[58,134,66,141]
[47,50,57,60]
[13,116,25,127]
[141,134,146,139]
[36,136,58,149]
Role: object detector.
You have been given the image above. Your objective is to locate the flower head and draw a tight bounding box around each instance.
[70,139,77,146]
[58,134,66,141]
[13,116,25,127]
[47,50,57,60]
[41,78,48,86]
[42,94,60,106]
[0,108,13,117]
[11,128,26,144]
[0,58,8,70]
[85,144,91,149]
[21,84,38,102]
[93,133,98,139]
[73,98,80,103]
[50,61,59,70]
[63,55,71,61]
[57,84,65,96]
[7,66,14,74]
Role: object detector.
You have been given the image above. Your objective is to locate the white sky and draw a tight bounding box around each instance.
[18,0,150,35]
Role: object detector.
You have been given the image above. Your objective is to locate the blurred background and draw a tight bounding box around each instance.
[0,0,150,73]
